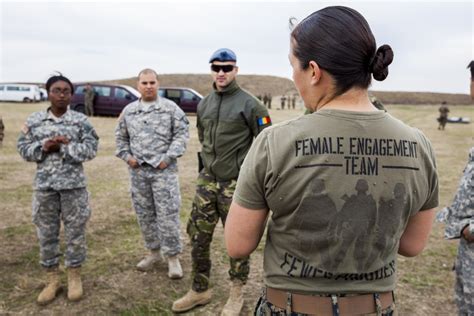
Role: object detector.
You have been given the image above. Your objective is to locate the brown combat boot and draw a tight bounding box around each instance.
[172,289,212,313]
[221,280,244,316]
[67,267,83,301]
[37,266,62,305]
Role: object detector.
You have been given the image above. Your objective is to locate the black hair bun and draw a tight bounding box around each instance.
[370,44,394,81]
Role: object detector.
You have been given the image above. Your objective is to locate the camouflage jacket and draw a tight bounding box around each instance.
[115,97,189,168]
[84,87,95,102]
[17,108,99,190]
[437,147,474,239]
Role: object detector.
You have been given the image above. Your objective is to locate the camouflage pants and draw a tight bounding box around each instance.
[130,164,182,257]
[187,171,250,292]
[454,238,474,315]
[32,188,91,268]
[255,291,396,316]
[85,99,94,116]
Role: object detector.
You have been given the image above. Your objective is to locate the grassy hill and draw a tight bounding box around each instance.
[99,74,473,105]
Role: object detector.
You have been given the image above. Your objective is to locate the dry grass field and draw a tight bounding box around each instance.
[0,102,472,315]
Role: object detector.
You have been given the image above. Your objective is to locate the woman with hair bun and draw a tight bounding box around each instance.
[225,6,438,315]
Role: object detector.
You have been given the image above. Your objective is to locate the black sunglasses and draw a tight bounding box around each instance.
[211,64,235,73]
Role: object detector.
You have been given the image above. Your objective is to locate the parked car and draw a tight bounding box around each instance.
[71,84,202,116]
[71,84,141,116]
[0,84,41,102]
[158,87,202,113]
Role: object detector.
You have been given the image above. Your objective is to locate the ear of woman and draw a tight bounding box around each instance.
[309,60,321,85]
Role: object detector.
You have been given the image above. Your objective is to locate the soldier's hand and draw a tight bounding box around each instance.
[462,225,474,242]
[127,157,139,169]
[43,139,61,153]
[158,161,168,169]
[52,135,70,144]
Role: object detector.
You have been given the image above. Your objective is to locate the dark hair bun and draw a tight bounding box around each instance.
[370,44,394,81]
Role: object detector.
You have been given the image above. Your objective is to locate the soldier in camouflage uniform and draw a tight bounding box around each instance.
[438,102,450,130]
[0,116,4,146]
[437,147,474,315]
[17,74,99,305]
[84,83,95,116]
[115,68,189,279]
[172,48,271,315]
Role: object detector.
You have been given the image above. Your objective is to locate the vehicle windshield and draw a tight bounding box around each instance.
[121,85,141,98]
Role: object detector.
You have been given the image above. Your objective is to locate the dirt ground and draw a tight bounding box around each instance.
[0,102,472,315]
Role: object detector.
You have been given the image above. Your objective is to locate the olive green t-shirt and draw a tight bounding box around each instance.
[233,109,438,294]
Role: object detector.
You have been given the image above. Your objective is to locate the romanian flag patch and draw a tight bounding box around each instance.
[257,116,271,126]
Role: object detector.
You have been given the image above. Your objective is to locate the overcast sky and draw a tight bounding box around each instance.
[0,0,472,93]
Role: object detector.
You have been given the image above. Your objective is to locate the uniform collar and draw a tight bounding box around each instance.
[138,97,160,112]
[213,79,240,96]
[44,106,72,121]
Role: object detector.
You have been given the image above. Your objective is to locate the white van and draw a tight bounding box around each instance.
[0,84,41,102]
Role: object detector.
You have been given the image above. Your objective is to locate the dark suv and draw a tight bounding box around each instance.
[71,84,140,116]
[71,84,202,116]
[158,87,202,113]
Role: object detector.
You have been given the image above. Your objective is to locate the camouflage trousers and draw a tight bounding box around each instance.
[454,238,474,315]
[130,164,182,257]
[85,99,94,116]
[32,188,91,268]
[186,170,250,292]
[255,290,396,316]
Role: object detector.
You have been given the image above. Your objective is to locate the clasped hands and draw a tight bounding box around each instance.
[43,136,70,153]
[127,157,168,170]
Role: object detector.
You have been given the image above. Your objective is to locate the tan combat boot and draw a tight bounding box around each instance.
[172,289,212,313]
[67,267,83,301]
[136,249,162,271]
[221,280,244,316]
[37,266,62,305]
[167,255,183,279]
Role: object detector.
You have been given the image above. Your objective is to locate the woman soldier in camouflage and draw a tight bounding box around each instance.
[17,74,99,305]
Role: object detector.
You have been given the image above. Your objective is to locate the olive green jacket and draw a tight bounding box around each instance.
[197,80,271,181]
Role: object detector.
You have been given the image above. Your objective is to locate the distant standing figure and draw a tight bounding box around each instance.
[291,95,296,109]
[438,101,450,130]
[84,83,95,117]
[280,95,286,109]
[262,93,268,107]
[0,116,4,146]
[437,147,474,315]
[468,61,474,100]
[268,93,272,109]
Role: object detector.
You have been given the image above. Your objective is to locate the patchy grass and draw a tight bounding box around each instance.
[0,101,472,315]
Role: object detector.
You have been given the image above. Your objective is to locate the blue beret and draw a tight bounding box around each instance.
[209,48,237,63]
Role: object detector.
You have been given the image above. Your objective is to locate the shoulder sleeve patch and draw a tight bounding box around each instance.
[257,116,271,126]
